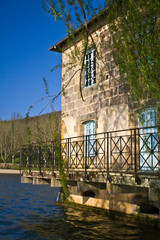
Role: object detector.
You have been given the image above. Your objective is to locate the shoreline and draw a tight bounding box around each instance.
[0,169,21,174]
[55,201,160,228]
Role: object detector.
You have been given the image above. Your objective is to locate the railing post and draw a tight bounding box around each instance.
[20,148,22,174]
[39,146,42,176]
[107,132,109,179]
[131,129,133,171]
[53,141,57,172]
[85,135,88,179]
[28,144,32,175]
[67,138,70,173]
[134,129,137,175]
[53,150,56,170]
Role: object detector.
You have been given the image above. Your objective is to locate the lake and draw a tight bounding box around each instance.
[0,174,160,240]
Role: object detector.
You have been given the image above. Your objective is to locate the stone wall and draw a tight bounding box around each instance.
[61,24,137,139]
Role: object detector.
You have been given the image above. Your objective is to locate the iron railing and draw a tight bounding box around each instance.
[20,126,160,177]
[20,142,58,175]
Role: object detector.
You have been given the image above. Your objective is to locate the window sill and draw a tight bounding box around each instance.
[84,84,96,89]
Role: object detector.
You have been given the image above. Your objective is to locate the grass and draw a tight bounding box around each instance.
[0,163,20,170]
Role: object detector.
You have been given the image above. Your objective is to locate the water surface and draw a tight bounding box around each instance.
[0,174,159,240]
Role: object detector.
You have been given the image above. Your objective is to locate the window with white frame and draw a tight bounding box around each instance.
[84,120,95,156]
[84,48,96,88]
[138,108,158,171]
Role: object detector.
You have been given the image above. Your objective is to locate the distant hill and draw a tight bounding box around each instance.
[0,111,61,165]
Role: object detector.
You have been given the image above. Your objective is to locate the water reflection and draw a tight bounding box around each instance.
[0,174,160,240]
[18,206,159,240]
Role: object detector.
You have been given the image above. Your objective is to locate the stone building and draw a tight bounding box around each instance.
[48,9,160,214]
[50,17,132,138]
[21,8,160,217]
[49,9,158,172]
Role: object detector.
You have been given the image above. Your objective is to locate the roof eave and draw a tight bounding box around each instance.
[49,35,68,53]
[49,7,108,53]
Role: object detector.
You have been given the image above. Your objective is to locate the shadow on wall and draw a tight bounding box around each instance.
[80,187,160,215]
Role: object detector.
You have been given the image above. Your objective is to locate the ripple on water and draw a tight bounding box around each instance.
[0,174,160,240]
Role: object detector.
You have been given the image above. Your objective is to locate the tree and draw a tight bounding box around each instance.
[0,113,61,167]
[106,0,160,120]
[0,122,11,166]
[0,120,26,166]
[42,0,160,128]
[25,112,61,144]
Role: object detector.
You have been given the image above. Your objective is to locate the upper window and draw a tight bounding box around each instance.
[84,48,96,88]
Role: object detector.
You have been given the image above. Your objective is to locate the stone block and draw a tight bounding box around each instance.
[70,109,77,116]
[98,80,110,90]
[70,194,139,214]
[109,70,115,79]
[21,176,32,184]
[110,96,121,106]
[80,112,97,122]
[111,60,116,69]
[113,86,118,96]
[119,84,128,94]
[74,84,79,92]
[71,93,78,101]
[98,92,104,101]
[106,181,112,194]
[64,96,70,104]
[61,105,66,112]
[105,52,112,62]
[67,87,74,94]
[106,62,111,71]
[100,99,109,108]
[78,107,87,116]
[110,79,118,88]
[51,178,62,187]
[76,99,83,108]
[128,103,137,112]
[128,113,138,128]
[148,188,160,201]
[74,125,78,133]
[33,177,49,185]
[100,29,109,40]
[121,94,128,104]
[91,102,100,112]
[114,68,120,77]
[102,44,111,54]
[104,90,111,98]
[85,96,92,104]
[93,94,99,102]
[68,102,75,110]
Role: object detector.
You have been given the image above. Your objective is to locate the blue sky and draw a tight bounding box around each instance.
[0,0,66,120]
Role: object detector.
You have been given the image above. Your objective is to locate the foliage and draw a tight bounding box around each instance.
[42,0,160,128]
[42,0,105,101]
[0,112,61,166]
[53,134,70,201]
[106,0,160,124]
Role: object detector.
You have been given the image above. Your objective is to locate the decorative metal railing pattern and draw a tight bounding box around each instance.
[20,127,160,177]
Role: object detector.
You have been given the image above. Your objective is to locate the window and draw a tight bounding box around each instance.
[138,108,158,171]
[84,121,95,156]
[84,48,96,88]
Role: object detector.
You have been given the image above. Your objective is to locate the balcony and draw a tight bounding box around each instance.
[20,126,160,182]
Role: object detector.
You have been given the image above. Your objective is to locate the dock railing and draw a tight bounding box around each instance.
[20,126,160,178]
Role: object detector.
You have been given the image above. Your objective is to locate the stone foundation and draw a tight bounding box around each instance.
[21,171,160,216]
[70,194,139,215]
